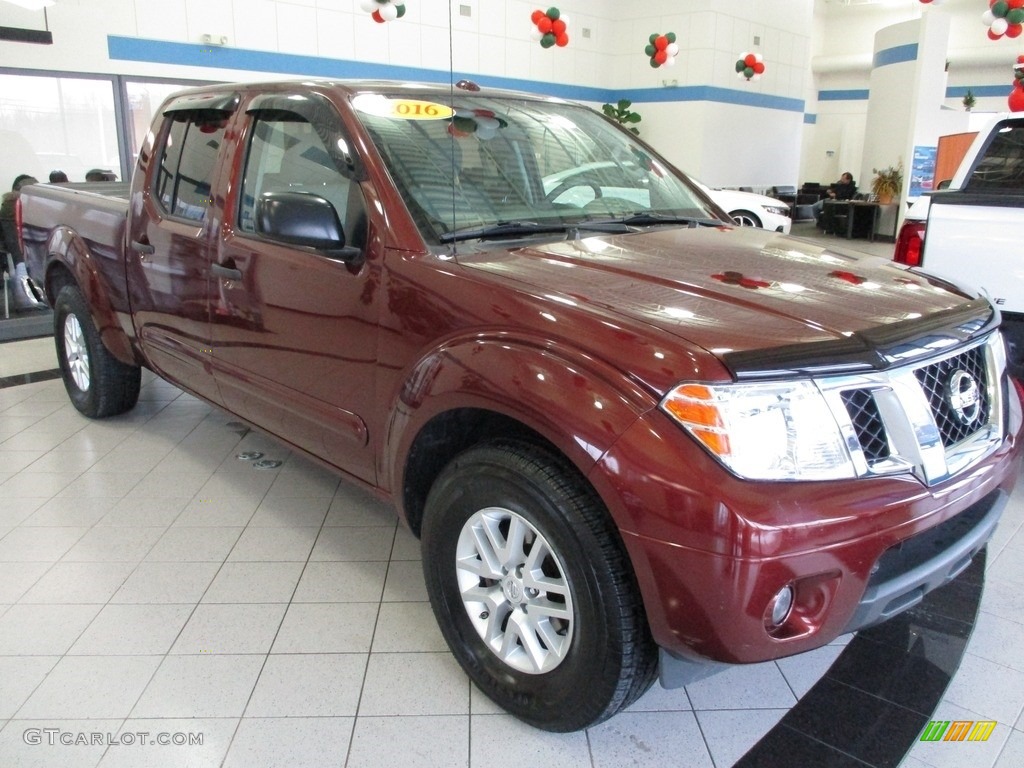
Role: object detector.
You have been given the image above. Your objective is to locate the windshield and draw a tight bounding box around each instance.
[351,92,722,243]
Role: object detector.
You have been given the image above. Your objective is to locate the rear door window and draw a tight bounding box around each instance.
[153,114,227,221]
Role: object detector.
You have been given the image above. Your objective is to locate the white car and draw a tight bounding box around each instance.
[693,181,792,234]
[541,162,792,234]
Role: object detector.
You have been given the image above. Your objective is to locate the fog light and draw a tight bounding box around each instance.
[768,585,794,628]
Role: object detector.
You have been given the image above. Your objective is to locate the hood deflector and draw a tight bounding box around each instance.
[722,298,999,381]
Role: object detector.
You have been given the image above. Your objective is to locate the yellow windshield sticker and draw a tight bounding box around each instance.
[353,95,453,120]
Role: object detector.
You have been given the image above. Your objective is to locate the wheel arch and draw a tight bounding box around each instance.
[43,227,139,367]
[388,338,654,537]
[729,209,762,228]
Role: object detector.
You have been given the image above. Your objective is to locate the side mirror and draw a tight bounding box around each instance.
[256,191,362,262]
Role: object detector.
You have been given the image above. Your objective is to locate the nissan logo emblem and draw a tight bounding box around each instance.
[946,370,981,425]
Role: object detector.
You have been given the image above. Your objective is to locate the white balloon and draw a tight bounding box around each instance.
[983,10,995,26]
[754,53,763,63]
[477,126,497,140]
[475,116,499,131]
[993,17,1009,35]
[559,14,570,25]
[530,28,543,41]
[667,42,679,56]
[360,0,378,12]
[666,56,676,67]
[381,3,398,20]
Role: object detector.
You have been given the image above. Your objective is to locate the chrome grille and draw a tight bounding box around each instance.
[841,389,890,464]
[820,333,1006,486]
[914,344,990,447]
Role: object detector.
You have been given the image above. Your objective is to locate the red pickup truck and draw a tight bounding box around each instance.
[18,79,1023,732]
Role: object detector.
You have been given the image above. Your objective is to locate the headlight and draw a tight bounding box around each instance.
[660,381,855,480]
[763,206,789,216]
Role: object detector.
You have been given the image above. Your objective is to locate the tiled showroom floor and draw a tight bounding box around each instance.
[1,225,1023,768]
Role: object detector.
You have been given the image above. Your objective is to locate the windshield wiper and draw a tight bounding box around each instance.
[439,220,569,243]
[615,212,723,227]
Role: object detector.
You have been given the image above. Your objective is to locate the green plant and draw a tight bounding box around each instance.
[602,99,642,135]
[871,163,903,202]
[963,89,976,111]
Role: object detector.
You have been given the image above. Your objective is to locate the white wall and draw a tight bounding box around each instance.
[805,0,1021,185]
[0,0,821,193]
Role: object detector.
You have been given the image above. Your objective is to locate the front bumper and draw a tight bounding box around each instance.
[588,390,1023,667]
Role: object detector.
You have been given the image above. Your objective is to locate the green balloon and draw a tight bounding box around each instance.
[649,33,658,44]
[396,4,406,17]
[666,32,677,44]
[541,32,556,48]
[1008,7,1024,23]
[650,58,660,68]
[735,60,745,72]
[993,1,1009,18]
[744,66,755,79]
[645,44,656,56]
[547,7,560,21]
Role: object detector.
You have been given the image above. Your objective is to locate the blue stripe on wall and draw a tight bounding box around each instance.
[946,85,1009,98]
[107,35,804,113]
[818,89,870,101]
[873,43,918,69]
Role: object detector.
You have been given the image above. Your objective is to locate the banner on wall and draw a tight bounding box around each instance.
[910,145,937,196]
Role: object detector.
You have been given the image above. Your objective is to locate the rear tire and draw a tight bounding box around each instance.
[54,284,140,418]
[421,439,657,732]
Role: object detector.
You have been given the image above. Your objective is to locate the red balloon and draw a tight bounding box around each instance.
[372,9,385,23]
[531,9,545,23]
[556,33,569,47]
[1010,84,1024,111]
[654,49,668,64]
[551,19,566,35]
[537,16,553,33]
[1010,0,1024,7]
[653,35,667,50]
[753,61,765,74]
[744,53,757,67]
[988,28,1004,40]
[1009,22,1024,36]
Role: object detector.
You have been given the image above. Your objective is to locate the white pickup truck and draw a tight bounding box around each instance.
[894,114,1024,377]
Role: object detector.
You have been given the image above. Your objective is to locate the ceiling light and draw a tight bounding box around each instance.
[3,0,56,10]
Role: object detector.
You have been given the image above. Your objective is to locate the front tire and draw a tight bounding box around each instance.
[421,440,657,732]
[730,209,763,228]
[54,284,141,418]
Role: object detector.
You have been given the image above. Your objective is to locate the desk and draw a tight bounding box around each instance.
[822,200,898,241]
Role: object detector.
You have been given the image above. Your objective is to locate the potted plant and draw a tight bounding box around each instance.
[602,99,642,135]
[963,89,976,111]
[871,163,903,205]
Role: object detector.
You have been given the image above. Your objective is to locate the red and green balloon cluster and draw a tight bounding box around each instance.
[359,0,406,23]
[531,8,569,48]
[1010,54,1024,111]
[983,0,1024,40]
[646,33,679,68]
[735,52,765,81]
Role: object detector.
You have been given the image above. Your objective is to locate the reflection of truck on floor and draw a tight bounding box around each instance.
[894,114,1024,378]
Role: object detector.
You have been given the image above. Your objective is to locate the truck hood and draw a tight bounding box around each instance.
[457,225,990,380]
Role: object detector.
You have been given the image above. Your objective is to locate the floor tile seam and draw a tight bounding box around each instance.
[689,707,741,768]
[775,721,881,767]
[929,696,1023,734]
[222,503,384,765]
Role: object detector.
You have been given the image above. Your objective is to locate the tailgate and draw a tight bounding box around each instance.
[923,192,1024,314]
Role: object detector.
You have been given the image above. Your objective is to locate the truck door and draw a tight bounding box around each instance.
[210,92,379,483]
[126,93,238,403]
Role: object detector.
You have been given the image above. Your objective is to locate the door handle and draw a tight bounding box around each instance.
[211,262,243,281]
[131,240,155,255]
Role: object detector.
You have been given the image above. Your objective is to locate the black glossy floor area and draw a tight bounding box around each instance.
[738,552,985,767]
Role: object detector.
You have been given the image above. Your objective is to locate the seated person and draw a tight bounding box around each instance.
[813,172,857,224]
